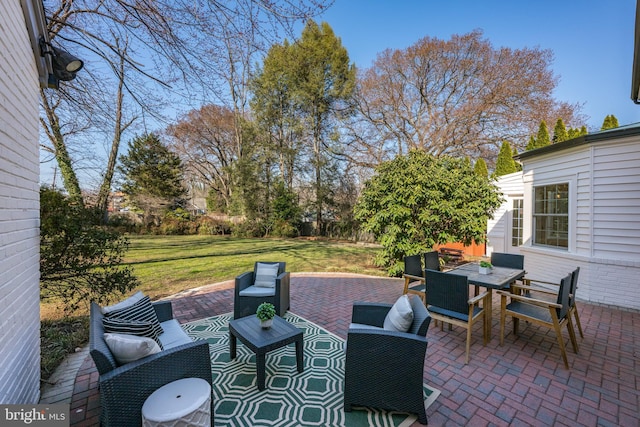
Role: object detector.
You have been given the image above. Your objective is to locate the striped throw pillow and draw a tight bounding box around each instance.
[102,318,163,348]
[104,296,163,337]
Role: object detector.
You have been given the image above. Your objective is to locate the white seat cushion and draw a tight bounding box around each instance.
[158,319,192,349]
[254,263,279,288]
[383,295,414,332]
[348,322,383,331]
[239,285,276,297]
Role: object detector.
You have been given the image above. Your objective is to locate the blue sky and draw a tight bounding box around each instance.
[316,0,640,130]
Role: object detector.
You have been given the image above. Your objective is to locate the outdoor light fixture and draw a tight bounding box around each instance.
[39,36,84,88]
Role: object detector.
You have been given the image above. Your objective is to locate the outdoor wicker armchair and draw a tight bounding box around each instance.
[233,261,290,319]
[344,295,431,424]
[89,301,213,426]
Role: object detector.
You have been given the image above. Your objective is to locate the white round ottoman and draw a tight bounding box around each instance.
[142,378,211,427]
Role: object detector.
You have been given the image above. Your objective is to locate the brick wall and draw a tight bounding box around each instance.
[0,0,42,404]
[520,246,640,311]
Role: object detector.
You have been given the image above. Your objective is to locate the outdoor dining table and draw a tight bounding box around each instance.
[446,262,525,339]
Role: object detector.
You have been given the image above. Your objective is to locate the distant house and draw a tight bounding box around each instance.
[487,124,640,311]
[0,0,53,403]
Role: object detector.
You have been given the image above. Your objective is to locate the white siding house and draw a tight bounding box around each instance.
[0,0,52,404]
[487,125,640,311]
[487,171,524,256]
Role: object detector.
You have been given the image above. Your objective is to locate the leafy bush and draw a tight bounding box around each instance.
[354,151,503,275]
[197,216,232,235]
[159,215,197,235]
[268,219,299,238]
[107,213,141,233]
[40,187,140,313]
[231,219,265,237]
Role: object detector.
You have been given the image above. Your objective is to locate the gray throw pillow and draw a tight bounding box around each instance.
[254,263,280,288]
[383,295,414,332]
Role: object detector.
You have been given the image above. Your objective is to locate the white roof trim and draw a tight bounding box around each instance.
[19,0,53,88]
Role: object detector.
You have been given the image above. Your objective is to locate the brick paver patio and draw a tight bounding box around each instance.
[68,273,640,426]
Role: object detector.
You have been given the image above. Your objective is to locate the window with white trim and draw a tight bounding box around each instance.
[533,183,568,249]
[511,198,523,247]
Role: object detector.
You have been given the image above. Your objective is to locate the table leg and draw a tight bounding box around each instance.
[295,338,304,373]
[256,353,266,390]
[485,289,493,340]
[229,332,237,359]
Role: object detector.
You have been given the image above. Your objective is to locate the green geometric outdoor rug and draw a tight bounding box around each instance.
[182,312,440,427]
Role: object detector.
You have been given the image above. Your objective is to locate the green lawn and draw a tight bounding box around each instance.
[40,235,384,379]
[125,235,384,300]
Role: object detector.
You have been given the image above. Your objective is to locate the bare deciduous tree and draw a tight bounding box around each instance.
[344,30,583,170]
[167,105,237,212]
[40,0,332,215]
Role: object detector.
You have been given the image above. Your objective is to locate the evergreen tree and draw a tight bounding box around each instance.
[474,158,488,178]
[494,141,517,177]
[536,121,551,147]
[567,125,588,139]
[118,133,186,227]
[463,156,472,170]
[553,118,568,143]
[525,135,537,150]
[601,114,620,130]
[285,20,356,234]
[513,146,522,171]
[525,121,551,150]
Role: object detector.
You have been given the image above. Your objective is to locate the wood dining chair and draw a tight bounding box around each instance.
[402,254,426,303]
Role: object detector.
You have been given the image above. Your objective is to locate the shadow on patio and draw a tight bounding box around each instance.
[67,273,639,426]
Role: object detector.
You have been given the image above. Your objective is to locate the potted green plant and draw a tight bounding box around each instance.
[256,302,276,329]
[479,260,493,275]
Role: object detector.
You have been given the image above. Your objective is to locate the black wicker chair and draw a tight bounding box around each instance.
[344,295,432,424]
[89,302,213,427]
[233,261,290,319]
[402,254,426,302]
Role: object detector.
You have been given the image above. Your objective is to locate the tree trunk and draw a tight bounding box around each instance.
[40,89,84,206]
[96,45,135,222]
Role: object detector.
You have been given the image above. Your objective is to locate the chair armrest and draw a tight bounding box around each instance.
[403,274,425,283]
[497,290,562,309]
[99,340,212,427]
[469,290,489,305]
[347,328,427,356]
[152,301,173,322]
[523,278,560,287]
[511,284,558,296]
[351,302,392,327]
[235,271,254,292]
[276,271,290,291]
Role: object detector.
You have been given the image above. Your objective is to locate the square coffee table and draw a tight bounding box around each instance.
[228,315,304,390]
